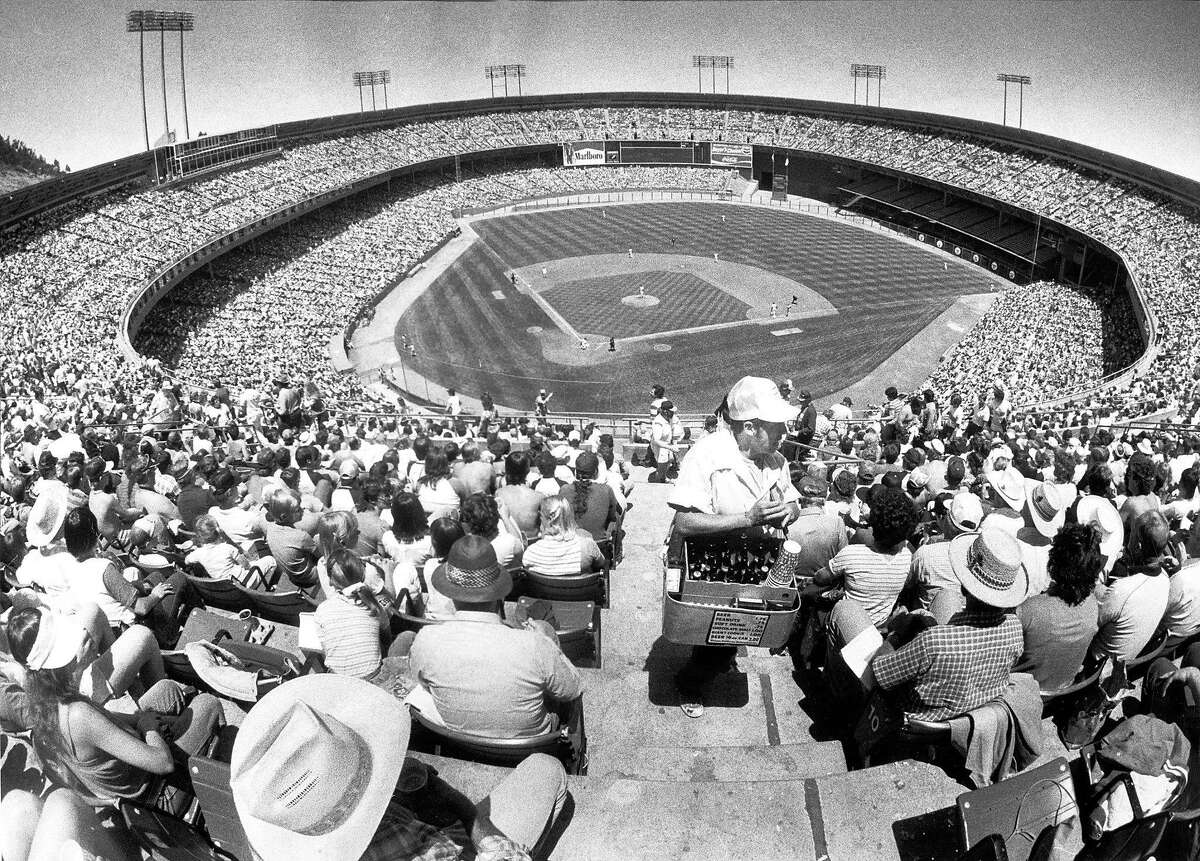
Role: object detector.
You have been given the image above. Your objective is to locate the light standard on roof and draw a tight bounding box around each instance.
[850,64,886,107]
[374,70,391,110]
[127,10,195,148]
[484,64,527,98]
[691,55,734,93]
[352,71,370,113]
[996,73,1032,128]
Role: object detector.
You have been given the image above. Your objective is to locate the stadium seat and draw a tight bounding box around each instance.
[517,567,608,607]
[957,758,1077,861]
[188,749,252,861]
[515,595,601,669]
[240,587,318,627]
[119,798,238,861]
[184,572,254,617]
[408,696,587,775]
[1126,627,1170,679]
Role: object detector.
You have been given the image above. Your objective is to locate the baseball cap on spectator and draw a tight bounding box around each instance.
[842,397,853,407]
[798,390,812,402]
[724,376,798,424]
[885,386,899,400]
[568,430,582,443]
[856,463,875,484]
[947,493,983,532]
[339,460,360,480]
[944,457,967,488]
[906,467,930,496]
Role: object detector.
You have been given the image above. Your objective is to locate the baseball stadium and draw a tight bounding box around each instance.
[2,3,1200,861]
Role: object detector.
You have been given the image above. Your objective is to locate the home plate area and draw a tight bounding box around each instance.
[543,271,747,339]
[517,252,838,342]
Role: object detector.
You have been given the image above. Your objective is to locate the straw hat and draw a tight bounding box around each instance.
[26,490,70,548]
[231,675,409,861]
[1025,481,1068,539]
[1075,495,1125,572]
[987,466,1027,511]
[948,527,1029,609]
[431,534,512,603]
[19,609,88,671]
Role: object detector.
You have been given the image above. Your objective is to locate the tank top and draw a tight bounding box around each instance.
[52,701,152,801]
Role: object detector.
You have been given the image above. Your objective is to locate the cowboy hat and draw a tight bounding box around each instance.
[26,490,70,548]
[1025,481,1068,539]
[231,675,409,861]
[987,466,1027,511]
[1075,495,1125,572]
[19,608,88,671]
[431,534,512,604]
[948,527,1029,609]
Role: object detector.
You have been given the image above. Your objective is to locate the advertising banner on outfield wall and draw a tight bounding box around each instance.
[710,143,753,168]
[563,142,607,166]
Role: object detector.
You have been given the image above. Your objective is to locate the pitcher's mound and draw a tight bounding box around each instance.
[622,295,660,308]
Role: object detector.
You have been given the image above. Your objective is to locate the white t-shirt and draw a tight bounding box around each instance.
[669,428,799,518]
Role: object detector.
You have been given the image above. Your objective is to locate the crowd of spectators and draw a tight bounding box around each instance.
[926,278,1144,406]
[0,103,1197,472]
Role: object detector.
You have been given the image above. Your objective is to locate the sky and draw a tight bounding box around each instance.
[1,1,1197,181]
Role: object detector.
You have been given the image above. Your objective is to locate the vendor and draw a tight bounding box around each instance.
[668,376,802,717]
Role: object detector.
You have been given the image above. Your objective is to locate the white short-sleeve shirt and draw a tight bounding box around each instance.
[668,428,799,517]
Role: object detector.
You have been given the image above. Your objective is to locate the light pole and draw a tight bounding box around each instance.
[352,71,369,112]
[375,69,391,109]
[996,73,1032,128]
[850,64,886,106]
[125,11,153,151]
[484,64,527,97]
[127,10,195,146]
[691,55,734,93]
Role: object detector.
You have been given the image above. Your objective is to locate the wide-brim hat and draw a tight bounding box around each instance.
[26,490,68,548]
[948,528,1029,609]
[1025,481,1068,539]
[21,609,88,671]
[1075,494,1125,571]
[987,466,1026,511]
[431,534,512,603]
[231,675,409,861]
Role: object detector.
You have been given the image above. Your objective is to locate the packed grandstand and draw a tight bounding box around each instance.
[3,95,1200,861]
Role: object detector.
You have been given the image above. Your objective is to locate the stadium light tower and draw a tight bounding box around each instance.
[160,12,195,140]
[485,64,527,97]
[127,10,195,147]
[375,70,391,110]
[850,64,886,106]
[352,71,369,112]
[996,73,1032,128]
[691,55,734,93]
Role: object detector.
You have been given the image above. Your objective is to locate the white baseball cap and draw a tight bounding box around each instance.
[725,376,800,424]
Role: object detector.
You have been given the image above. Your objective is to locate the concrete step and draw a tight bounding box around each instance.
[412,752,817,861]
[588,740,846,782]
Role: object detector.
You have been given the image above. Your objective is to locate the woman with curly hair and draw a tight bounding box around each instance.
[815,487,918,629]
[1015,523,1103,691]
[1119,452,1161,531]
[557,452,621,547]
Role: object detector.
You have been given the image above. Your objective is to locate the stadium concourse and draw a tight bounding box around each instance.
[3,97,1200,860]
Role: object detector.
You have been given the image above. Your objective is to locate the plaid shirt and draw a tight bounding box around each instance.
[360,797,531,861]
[871,609,1023,721]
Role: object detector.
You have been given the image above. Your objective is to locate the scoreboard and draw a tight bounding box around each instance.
[563,140,716,166]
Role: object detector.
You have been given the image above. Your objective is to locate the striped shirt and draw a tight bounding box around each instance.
[827,543,913,628]
[522,533,604,578]
[315,592,382,679]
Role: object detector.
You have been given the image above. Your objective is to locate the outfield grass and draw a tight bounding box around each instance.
[397,202,998,414]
